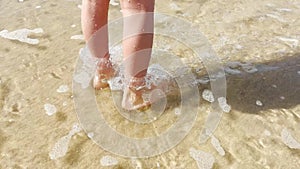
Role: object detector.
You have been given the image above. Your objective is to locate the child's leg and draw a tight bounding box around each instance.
[120,0,155,110]
[81,0,115,89]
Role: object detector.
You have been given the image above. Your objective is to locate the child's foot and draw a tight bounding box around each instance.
[121,75,172,111]
[122,76,152,111]
[93,57,115,90]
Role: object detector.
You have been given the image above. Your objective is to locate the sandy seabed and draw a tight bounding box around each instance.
[0,0,300,168]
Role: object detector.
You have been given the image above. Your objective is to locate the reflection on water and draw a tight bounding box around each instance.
[0,0,300,168]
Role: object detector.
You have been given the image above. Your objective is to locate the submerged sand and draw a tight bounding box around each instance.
[0,0,300,168]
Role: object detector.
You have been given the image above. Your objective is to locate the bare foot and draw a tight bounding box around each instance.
[122,77,150,111]
[122,76,164,111]
[93,57,115,90]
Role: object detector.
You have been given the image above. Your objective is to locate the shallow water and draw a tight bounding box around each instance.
[0,0,300,168]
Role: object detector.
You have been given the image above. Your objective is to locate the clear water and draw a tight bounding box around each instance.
[0,0,300,168]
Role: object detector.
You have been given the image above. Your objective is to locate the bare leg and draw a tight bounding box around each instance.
[120,0,155,110]
[81,0,115,89]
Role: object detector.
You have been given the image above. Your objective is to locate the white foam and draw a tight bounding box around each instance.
[174,108,181,116]
[256,100,263,106]
[170,3,181,10]
[276,37,299,48]
[202,89,214,103]
[264,130,271,136]
[0,28,43,45]
[49,123,82,160]
[276,8,292,12]
[281,128,300,149]
[210,135,225,156]
[189,148,215,169]
[193,77,210,86]
[56,85,69,93]
[272,84,277,88]
[100,155,118,166]
[224,67,241,75]
[217,97,231,113]
[131,158,142,169]
[44,103,57,116]
[241,64,258,73]
[225,61,258,74]
[62,101,67,106]
[266,14,287,23]
[109,0,119,6]
[49,135,70,160]
[73,71,92,89]
[73,48,98,88]
[235,44,243,50]
[70,34,84,40]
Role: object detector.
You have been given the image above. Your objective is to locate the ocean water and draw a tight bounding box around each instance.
[0,0,300,168]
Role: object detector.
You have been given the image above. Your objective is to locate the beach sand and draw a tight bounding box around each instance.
[0,0,299,168]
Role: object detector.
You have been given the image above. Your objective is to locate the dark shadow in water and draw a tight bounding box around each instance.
[64,135,89,166]
[0,129,7,151]
[196,53,300,114]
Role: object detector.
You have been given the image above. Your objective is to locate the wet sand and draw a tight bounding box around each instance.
[0,0,300,168]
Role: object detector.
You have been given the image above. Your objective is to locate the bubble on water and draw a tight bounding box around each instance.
[281,128,300,149]
[44,103,57,116]
[156,162,160,168]
[70,34,84,40]
[189,148,215,169]
[217,97,231,113]
[280,96,285,100]
[109,0,119,6]
[62,101,67,106]
[202,89,214,103]
[235,44,243,50]
[56,85,69,93]
[0,28,43,45]
[49,123,82,160]
[100,156,118,166]
[35,5,41,9]
[297,71,300,75]
[71,24,76,28]
[256,100,263,106]
[210,135,225,156]
[87,132,94,139]
[77,4,82,9]
[264,130,271,136]
[18,0,24,2]
[174,108,181,116]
